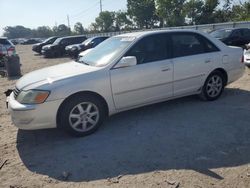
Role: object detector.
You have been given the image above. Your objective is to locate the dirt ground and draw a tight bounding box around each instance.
[0,45,250,188]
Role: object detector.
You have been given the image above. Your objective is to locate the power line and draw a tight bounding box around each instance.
[70,2,99,20]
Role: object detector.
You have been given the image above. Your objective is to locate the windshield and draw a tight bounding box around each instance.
[210,29,233,39]
[43,37,56,44]
[53,38,62,45]
[78,36,135,67]
[82,38,93,45]
[43,37,53,43]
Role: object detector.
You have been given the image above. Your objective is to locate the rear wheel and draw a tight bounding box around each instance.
[199,71,225,101]
[58,95,106,137]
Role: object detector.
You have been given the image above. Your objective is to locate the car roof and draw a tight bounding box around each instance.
[60,35,86,40]
[116,29,206,39]
[213,28,249,31]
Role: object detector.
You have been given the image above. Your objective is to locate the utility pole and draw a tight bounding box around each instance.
[67,14,71,34]
[100,0,102,13]
[67,15,70,28]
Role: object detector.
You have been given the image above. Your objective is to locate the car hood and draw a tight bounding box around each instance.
[16,61,101,90]
[42,44,52,49]
[33,43,41,47]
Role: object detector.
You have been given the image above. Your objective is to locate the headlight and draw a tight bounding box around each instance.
[16,90,50,104]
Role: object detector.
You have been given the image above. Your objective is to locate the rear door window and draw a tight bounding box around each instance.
[171,33,218,58]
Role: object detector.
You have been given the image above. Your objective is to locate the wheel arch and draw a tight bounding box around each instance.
[209,68,228,86]
[56,91,109,128]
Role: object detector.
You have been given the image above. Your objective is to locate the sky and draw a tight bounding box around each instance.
[0,0,247,36]
[0,0,127,36]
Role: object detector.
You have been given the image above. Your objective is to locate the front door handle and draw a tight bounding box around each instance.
[205,59,211,63]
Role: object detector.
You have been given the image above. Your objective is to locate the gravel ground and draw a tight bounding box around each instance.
[0,45,250,188]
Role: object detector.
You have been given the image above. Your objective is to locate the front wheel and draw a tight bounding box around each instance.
[199,71,225,101]
[58,95,106,137]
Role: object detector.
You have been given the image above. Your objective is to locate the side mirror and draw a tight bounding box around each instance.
[115,56,137,69]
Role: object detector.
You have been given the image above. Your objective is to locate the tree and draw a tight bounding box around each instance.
[231,2,250,21]
[34,26,53,38]
[184,0,204,25]
[127,0,157,29]
[3,26,32,39]
[197,0,219,24]
[156,0,186,27]
[95,11,115,32]
[114,11,133,31]
[74,22,85,35]
[53,24,71,36]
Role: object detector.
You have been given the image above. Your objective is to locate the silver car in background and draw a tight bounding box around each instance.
[0,37,16,56]
[7,30,245,137]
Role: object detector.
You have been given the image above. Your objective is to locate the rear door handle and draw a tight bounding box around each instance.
[161,67,171,72]
[205,60,211,63]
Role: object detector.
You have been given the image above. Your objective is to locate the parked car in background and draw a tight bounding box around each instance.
[20,38,41,45]
[42,35,87,58]
[10,39,19,45]
[210,28,250,48]
[244,49,250,68]
[7,30,245,137]
[65,36,109,58]
[32,36,58,54]
[0,37,16,57]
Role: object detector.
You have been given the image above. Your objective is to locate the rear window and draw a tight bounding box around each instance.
[0,39,11,45]
[210,29,233,39]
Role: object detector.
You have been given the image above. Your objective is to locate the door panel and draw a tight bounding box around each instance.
[173,54,213,96]
[110,60,173,109]
[171,32,220,96]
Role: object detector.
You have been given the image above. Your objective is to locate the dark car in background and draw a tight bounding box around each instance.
[65,36,109,58]
[210,28,250,48]
[42,35,87,58]
[32,36,58,54]
[20,38,42,45]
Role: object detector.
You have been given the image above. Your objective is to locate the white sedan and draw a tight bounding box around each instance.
[7,30,245,136]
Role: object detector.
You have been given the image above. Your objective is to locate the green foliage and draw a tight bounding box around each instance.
[94,11,115,32]
[33,26,54,38]
[231,2,250,21]
[197,0,219,24]
[115,11,133,30]
[156,0,186,27]
[127,0,157,29]
[3,26,32,38]
[184,0,204,25]
[74,22,85,35]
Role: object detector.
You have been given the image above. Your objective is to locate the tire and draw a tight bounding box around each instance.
[199,71,225,101]
[58,95,106,137]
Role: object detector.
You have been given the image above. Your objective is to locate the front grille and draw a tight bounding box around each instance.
[13,87,20,99]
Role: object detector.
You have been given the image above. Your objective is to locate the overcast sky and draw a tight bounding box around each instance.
[0,0,247,36]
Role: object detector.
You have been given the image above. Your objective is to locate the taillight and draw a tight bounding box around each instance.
[8,47,15,52]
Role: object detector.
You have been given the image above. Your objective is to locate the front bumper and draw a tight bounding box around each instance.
[7,92,63,130]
